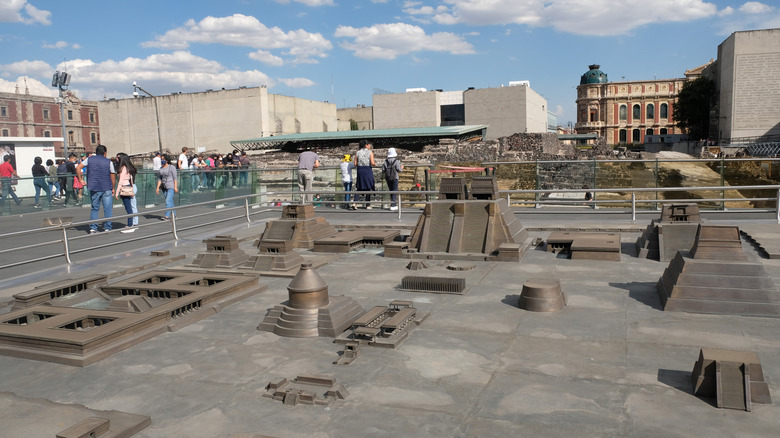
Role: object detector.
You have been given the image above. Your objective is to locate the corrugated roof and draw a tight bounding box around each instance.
[230,125,488,147]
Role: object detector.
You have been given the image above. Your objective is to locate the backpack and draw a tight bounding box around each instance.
[383,158,398,181]
[57,162,68,175]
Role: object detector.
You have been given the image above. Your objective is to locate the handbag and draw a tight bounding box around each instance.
[119,176,135,197]
[119,185,134,197]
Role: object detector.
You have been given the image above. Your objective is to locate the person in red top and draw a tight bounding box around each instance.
[0,154,22,207]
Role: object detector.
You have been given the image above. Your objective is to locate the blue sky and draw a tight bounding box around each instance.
[1,0,779,126]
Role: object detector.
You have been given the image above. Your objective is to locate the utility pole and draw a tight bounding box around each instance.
[51,71,71,157]
[133,82,163,154]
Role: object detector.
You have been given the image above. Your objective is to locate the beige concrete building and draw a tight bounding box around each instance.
[714,28,780,143]
[98,86,336,155]
[372,83,549,140]
[336,105,373,131]
[575,65,689,145]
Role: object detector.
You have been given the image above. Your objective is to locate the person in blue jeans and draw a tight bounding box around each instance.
[156,155,178,220]
[76,144,116,234]
[31,156,52,208]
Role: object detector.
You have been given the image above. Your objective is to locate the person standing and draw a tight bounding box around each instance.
[353,140,376,209]
[156,154,178,220]
[381,147,403,211]
[60,153,78,206]
[297,149,319,204]
[31,156,52,208]
[115,153,139,233]
[77,144,116,234]
[152,152,162,172]
[0,154,22,208]
[47,159,61,200]
[238,151,251,188]
[178,147,189,195]
[340,154,355,210]
[190,153,201,192]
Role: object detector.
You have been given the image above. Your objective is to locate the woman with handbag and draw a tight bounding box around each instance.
[156,155,178,220]
[115,153,139,233]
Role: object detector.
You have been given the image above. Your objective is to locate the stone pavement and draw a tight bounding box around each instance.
[1,207,780,437]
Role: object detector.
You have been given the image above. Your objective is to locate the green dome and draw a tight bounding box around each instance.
[580,64,608,85]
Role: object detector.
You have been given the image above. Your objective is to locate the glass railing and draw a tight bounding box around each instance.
[4,158,780,216]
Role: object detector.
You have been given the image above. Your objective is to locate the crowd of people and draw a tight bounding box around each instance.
[303,140,403,210]
[3,140,414,234]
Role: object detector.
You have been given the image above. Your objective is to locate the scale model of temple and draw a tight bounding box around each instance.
[657,224,780,317]
[257,263,364,337]
[384,177,529,261]
[257,204,336,249]
[636,203,703,261]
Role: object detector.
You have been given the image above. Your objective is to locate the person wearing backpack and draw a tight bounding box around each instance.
[381,147,403,211]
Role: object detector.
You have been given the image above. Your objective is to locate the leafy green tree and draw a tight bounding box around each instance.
[349,119,358,131]
[674,77,715,140]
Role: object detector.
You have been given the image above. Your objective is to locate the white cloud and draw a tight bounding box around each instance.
[42,40,74,49]
[0,0,50,25]
[719,6,735,16]
[334,22,475,60]
[23,2,49,24]
[275,0,334,5]
[0,76,56,96]
[412,0,721,36]
[0,59,53,77]
[739,2,773,14]
[278,77,316,88]
[143,14,332,64]
[249,50,285,66]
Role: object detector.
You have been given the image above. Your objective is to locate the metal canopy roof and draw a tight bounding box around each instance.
[230,125,488,151]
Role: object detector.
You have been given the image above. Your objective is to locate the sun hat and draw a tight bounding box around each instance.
[387,148,397,158]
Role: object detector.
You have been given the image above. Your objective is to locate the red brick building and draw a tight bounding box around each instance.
[0,89,100,155]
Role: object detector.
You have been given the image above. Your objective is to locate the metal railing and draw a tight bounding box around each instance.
[1,182,779,270]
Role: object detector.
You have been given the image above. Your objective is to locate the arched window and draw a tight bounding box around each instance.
[632,104,640,120]
[619,129,627,143]
[646,128,654,135]
[660,128,668,135]
[632,129,641,142]
[44,130,51,137]
[90,132,97,144]
[1,128,9,137]
[619,105,627,121]
[660,103,668,119]
[68,130,74,144]
[646,104,654,120]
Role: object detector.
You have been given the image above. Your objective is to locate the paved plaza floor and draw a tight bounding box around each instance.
[1,206,780,437]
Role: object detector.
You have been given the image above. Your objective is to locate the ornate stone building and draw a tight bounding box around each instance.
[0,87,99,155]
[575,64,691,145]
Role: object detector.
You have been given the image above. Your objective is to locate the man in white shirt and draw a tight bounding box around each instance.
[178,147,189,195]
[152,152,161,171]
[178,147,189,170]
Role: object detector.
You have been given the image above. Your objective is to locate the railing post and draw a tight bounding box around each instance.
[245,198,251,223]
[397,193,402,220]
[61,226,72,264]
[776,188,780,224]
[171,211,179,240]
[631,192,636,223]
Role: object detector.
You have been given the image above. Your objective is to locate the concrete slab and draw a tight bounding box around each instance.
[1,208,780,436]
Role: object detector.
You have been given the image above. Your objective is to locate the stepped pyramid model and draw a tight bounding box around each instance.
[691,348,771,411]
[258,204,336,249]
[636,203,702,261]
[385,177,529,261]
[188,235,249,269]
[257,263,364,337]
[656,225,780,317]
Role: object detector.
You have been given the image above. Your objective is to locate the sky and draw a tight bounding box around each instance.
[1,0,779,127]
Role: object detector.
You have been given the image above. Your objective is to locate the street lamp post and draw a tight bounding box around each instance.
[51,71,71,157]
[133,81,163,154]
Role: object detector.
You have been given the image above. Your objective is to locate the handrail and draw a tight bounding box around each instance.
[1,184,779,269]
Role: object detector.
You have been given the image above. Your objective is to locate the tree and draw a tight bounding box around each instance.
[674,77,715,140]
[349,119,358,131]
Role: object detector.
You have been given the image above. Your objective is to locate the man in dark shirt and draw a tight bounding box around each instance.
[62,153,79,207]
[77,145,116,233]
